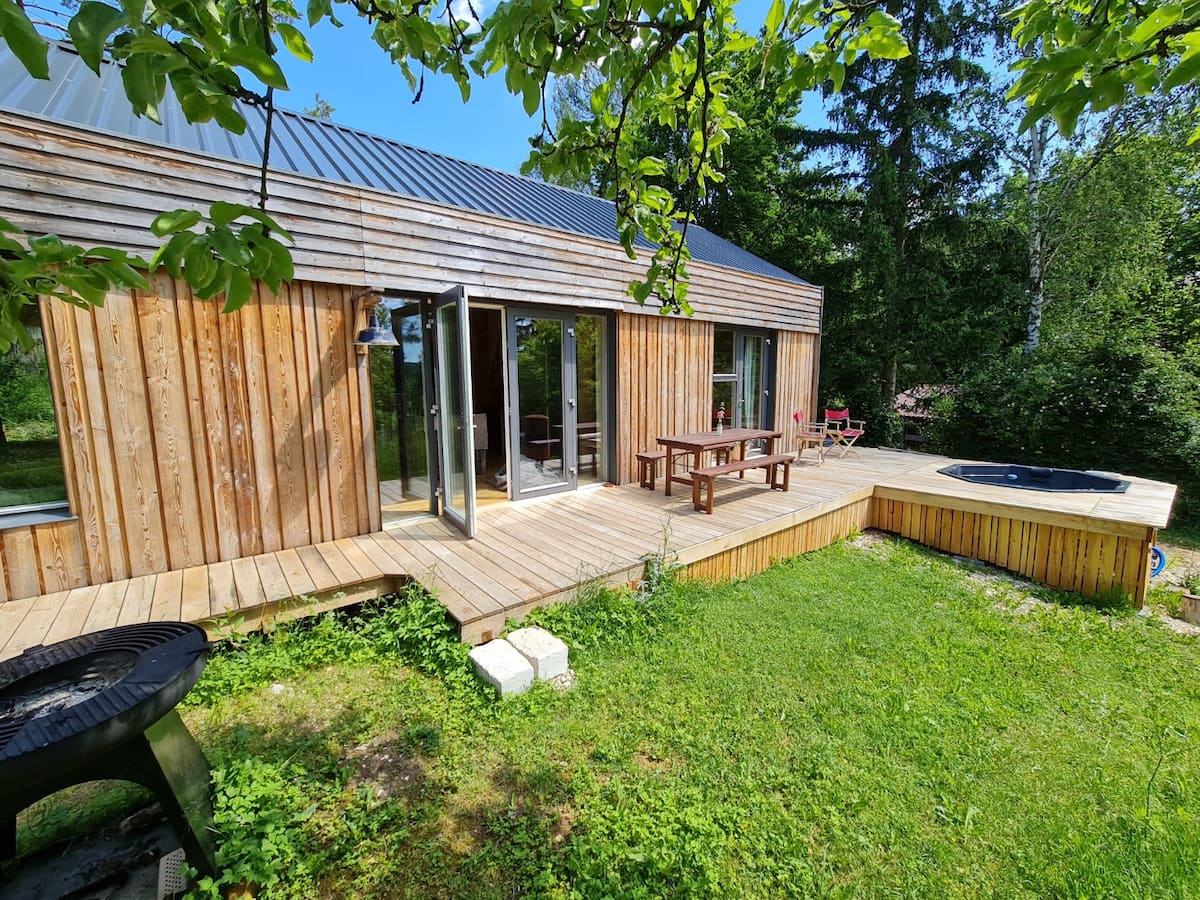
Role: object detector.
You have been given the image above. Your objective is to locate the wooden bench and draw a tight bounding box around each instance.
[637,445,735,490]
[691,453,793,514]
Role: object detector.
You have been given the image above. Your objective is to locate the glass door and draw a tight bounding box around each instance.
[434,286,477,537]
[712,327,775,440]
[372,300,436,523]
[507,310,575,498]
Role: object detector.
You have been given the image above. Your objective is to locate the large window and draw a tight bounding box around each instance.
[712,327,775,431]
[0,306,66,514]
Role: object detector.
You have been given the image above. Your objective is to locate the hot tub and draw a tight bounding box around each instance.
[938,463,1129,493]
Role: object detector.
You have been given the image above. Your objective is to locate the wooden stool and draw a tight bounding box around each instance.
[636,450,667,489]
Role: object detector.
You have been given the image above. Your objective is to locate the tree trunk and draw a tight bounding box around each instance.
[1024,111,1049,352]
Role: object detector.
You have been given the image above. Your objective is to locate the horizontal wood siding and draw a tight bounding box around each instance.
[615,314,714,484]
[0,276,375,602]
[773,330,821,454]
[682,498,872,582]
[869,497,1154,606]
[0,112,822,332]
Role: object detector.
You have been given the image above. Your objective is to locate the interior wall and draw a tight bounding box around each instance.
[468,307,506,477]
[0,274,378,602]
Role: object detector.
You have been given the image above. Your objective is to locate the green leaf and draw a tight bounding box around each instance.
[1163,51,1200,89]
[150,232,194,279]
[209,201,247,228]
[208,227,252,266]
[521,79,540,117]
[150,209,202,237]
[222,267,253,313]
[1050,95,1085,136]
[276,23,314,63]
[1040,44,1090,72]
[222,44,288,90]
[262,237,294,287]
[0,0,49,79]
[183,238,217,287]
[307,0,332,27]
[121,53,161,122]
[765,0,785,34]
[1130,4,1183,44]
[67,2,124,73]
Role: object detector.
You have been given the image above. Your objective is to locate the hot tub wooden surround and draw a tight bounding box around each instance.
[0,449,1175,661]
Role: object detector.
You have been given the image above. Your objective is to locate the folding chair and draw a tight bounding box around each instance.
[823,408,865,458]
[792,411,827,466]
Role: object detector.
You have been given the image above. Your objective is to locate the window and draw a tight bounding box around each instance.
[712,327,775,431]
[0,305,67,516]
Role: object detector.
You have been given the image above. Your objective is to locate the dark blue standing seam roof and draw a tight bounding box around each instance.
[0,42,808,285]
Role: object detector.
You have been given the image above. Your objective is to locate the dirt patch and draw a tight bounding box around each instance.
[846,530,893,554]
[550,806,575,845]
[343,736,428,802]
[632,747,672,772]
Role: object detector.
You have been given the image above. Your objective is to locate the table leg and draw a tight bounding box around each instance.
[664,446,673,496]
[738,440,747,479]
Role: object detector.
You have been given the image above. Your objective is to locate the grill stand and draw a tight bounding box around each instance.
[1,709,217,881]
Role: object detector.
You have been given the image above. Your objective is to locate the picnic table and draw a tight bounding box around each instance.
[656,428,783,497]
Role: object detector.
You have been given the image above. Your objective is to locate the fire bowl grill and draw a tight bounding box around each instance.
[0,622,216,879]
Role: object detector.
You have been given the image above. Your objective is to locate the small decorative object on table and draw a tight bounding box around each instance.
[716,402,726,434]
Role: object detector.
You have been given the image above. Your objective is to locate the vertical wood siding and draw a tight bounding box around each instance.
[615,313,715,485]
[772,330,822,455]
[0,276,376,601]
[869,497,1154,606]
[614,317,820,485]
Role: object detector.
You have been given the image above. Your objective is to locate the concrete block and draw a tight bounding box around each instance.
[469,639,534,697]
[506,627,569,680]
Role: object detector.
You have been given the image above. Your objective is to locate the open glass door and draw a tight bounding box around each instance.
[434,286,477,537]
[507,310,575,498]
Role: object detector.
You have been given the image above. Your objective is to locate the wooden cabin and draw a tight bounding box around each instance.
[0,44,823,604]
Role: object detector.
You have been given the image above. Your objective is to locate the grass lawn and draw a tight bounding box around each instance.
[18,538,1200,898]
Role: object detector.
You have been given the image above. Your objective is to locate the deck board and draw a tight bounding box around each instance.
[0,448,1177,660]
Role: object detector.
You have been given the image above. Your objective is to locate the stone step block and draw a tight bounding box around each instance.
[468,639,534,697]
[506,627,569,680]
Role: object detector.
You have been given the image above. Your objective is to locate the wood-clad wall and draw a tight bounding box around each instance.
[772,330,822,455]
[615,314,715,484]
[0,112,823,333]
[0,275,378,602]
[870,497,1154,606]
[613,318,821,485]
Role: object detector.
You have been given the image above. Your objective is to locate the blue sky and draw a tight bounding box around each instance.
[276,0,828,174]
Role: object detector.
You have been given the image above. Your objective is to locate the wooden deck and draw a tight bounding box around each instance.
[0,449,1176,661]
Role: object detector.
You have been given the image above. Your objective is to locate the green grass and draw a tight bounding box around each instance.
[17,541,1200,898]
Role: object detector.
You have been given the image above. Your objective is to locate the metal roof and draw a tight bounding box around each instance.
[0,43,807,285]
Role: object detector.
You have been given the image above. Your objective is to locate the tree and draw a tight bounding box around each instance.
[1009,0,1200,140]
[302,92,334,119]
[0,0,911,350]
[805,0,1006,437]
